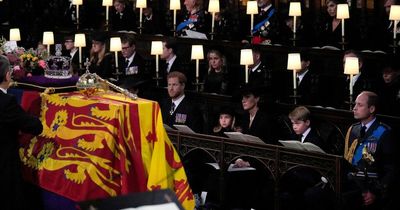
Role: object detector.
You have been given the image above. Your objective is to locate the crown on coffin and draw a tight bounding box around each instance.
[44,46,72,79]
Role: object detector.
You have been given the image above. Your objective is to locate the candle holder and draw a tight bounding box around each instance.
[102,0,113,31]
[151,41,163,87]
[136,0,147,34]
[246,1,258,38]
[110,37,122,81]
[344,57,359,110]
[289,2,301,47]
[287,53,301,105]
[170,0,181,37]
[191,45,204,92]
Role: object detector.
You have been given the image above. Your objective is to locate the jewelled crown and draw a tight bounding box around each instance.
[44,44,72,79]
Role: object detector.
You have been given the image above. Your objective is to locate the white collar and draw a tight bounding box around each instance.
[172,94,185,110]
[250,62,261,72]
[261,4,272,12]
[0,87,7,94]
[126,52,136,64]
[297,70,308,84]
[301,127,311,143]
[167,55,177,72]
[362,117,376,132]
[70,48,78,58]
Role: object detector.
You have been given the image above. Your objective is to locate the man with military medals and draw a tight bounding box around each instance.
[343,91,396,210]
[251,0,280,44]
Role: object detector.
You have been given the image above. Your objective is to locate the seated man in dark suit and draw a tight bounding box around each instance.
[161,71,203,133]
[0,55,43,209]
[119,34,149,83]
[297,52,320,105]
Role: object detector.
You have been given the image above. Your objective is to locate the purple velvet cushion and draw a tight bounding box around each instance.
[19,75,79,87]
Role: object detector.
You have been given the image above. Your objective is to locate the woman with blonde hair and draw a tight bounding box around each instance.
[89,33,114,79]
[203,49,230,94]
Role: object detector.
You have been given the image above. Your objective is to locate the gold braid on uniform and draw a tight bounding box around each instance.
[344,125,358,163]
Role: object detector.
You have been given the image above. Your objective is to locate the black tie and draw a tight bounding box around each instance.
[165,62,169,73]
[170,102,175,115]
[360,125,367,138]
[298,134,303,142]
[125,59,129,69]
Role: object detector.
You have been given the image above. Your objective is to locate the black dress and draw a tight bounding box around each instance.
[203,69,229,95]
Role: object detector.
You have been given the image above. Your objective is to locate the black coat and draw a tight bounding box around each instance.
[110,6,137,32]
[241,110,275,144]
[0,91,43,208]
[89,53,114,79]
[161,96,203,133]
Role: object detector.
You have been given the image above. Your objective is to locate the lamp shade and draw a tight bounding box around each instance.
[240,49,254,65]
[72,0,83,6]
[289,2,302,17]
[191,45,204,60]
[110,37,122,51]
[136,0,147,8]
[42,31,54,45]
[102,0,113,6]
[151,41,163,55]
[336,4,349,19]
[9,28,21,41]
[389,5,400,20]
[170,0,181,10]
[208,0,220,13]
[344,57,359,75]
[287,53,301,70]
[74,33,86,47]
[246,1,258,15]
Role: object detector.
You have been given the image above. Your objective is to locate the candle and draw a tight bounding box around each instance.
[349,74,353,95]
[211,12,215,34]
[293,16,297,34]
[196,59,199,78]
[250,15,254,34]
[341,19,345,37]
[173,10,177,29]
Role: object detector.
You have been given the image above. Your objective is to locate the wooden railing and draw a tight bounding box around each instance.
[167,129,342,209]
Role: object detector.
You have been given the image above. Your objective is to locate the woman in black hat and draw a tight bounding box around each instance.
[89,33,114,79]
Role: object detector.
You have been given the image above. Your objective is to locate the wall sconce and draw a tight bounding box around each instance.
[102,0,113,30]
[287,53,301,104]
[246,1,258,36]
[43,31,54,55]
[191,45,204,91]
[336,4,349,42]
[72,0,83,29]
[136,0,147,34]
[170,0,181,36]
[110,37,122,80]
[74,33,86,69]
[151,41,163,86]
[289,2,301,41]
[240,49,254,84]
[208,0,220,40]
[389,5,400,41]
[344,56,359,108]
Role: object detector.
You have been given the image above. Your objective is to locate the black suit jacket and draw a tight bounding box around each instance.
[110,6,137,32]
[241,110,275,144]
[248,62,270,89]
[160,57,187,87]
[120,53,150,82]
[0,91,42,207]
[161,96,203,133]
[303,128,328,153]
[297,71,319,105]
